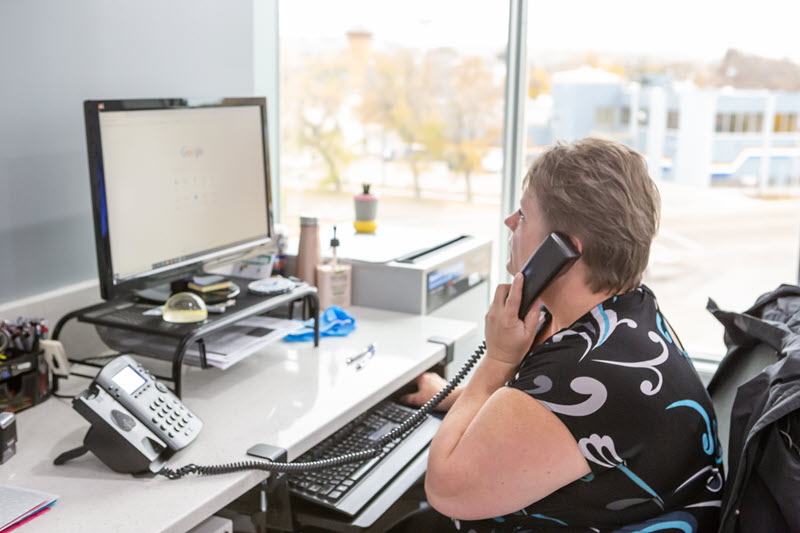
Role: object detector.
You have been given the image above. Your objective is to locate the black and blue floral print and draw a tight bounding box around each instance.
[457,286,723,533]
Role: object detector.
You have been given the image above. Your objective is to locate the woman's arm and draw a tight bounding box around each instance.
[424,274,591,520]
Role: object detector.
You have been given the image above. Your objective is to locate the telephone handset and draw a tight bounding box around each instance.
[518,232,581,320]
[61,234,579,478]
[55,355,203,474]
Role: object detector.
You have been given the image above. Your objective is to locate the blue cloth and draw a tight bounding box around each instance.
[283,306,356,342]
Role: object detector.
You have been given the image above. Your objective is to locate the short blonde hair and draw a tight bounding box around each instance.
[523,137,660,294]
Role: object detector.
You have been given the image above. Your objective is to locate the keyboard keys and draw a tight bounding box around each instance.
[288,400,423,511]
[350,456,381,481]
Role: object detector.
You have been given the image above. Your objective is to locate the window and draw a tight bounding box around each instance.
[595,106,616,126]
[732,113,744,133]
[773,113,783,132]
[620,106,631,125]
[667,110,680,130]
[725,113,736,132]
[715,113,724,132]
[280,1,508,281]
[637,108,649,126]
[774,113,791,132]
[276,1,800,360]
[525,0,800,357]
[741,113,751,133]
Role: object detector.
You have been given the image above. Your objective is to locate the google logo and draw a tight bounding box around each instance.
[180,147,205,159]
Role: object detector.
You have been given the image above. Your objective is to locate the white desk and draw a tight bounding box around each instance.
[1,306,475,533]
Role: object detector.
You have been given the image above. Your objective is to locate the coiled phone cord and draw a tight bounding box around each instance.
[158,341,486,480]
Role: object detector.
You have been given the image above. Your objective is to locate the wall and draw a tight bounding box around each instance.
[0,0,271,304]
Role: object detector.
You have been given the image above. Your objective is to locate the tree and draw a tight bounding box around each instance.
[282,54,353,192]
[528,67,551,99]
[360,50,445,198]
[442,56,503,202]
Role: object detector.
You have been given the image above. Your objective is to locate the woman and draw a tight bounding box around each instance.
[402,138,723,532]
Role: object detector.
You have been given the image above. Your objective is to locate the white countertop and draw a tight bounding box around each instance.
[1,306,476,533]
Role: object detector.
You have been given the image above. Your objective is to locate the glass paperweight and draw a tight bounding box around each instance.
[162,292,208,323]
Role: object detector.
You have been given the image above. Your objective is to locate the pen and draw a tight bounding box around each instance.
[355,349,376,371]
[346,344,376,365]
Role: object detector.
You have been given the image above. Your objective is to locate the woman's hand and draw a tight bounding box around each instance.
[485,273,545,366]
[400,372,460,411]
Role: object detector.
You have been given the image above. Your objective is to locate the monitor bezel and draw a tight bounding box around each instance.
[83,97,274,301]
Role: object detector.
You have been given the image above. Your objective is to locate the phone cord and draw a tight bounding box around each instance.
[158,341,486,479]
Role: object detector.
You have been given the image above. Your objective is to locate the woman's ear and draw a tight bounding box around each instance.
[569,235,583,254]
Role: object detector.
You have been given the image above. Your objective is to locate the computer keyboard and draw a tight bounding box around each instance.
[288,399,441,517]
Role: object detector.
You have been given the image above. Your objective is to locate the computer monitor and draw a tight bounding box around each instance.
[83,97,273,301]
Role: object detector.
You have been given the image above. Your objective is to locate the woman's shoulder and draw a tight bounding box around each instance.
[511,285,689,393]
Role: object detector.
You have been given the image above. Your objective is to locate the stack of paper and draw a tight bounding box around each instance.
[118,314,304,370]
[0,485,58,532]
[183,315,305,370]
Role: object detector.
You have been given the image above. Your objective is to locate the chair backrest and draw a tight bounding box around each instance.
[707,342,779,473]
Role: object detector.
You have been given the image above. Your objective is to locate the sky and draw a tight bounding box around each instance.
[281,0,800,64]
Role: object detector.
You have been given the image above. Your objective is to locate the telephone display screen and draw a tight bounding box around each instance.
[112,366,147,394]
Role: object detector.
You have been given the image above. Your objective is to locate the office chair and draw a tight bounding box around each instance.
[706,342,780,473]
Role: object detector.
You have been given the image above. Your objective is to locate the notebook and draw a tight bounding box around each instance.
[0,485,58,532]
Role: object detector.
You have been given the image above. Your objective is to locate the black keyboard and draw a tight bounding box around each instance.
[288,399,441,517]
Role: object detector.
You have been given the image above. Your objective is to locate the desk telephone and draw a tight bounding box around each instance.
[57,233,579,478]
[54,355,203,474]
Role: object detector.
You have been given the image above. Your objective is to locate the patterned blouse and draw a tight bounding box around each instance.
[455,285,723,533]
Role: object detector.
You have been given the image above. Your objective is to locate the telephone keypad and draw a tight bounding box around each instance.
[93,355,203,453]
[146,393,197,443]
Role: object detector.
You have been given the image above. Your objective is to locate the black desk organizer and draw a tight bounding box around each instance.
[52,280,319,398]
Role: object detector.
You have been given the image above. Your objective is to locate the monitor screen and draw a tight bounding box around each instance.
[84,98,272,300]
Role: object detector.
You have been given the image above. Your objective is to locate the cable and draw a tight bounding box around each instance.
[77,352,130,363]
[159,449,381,480]
[67,371,99,380]
[157,341,486,480]
[376,341,484,448]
